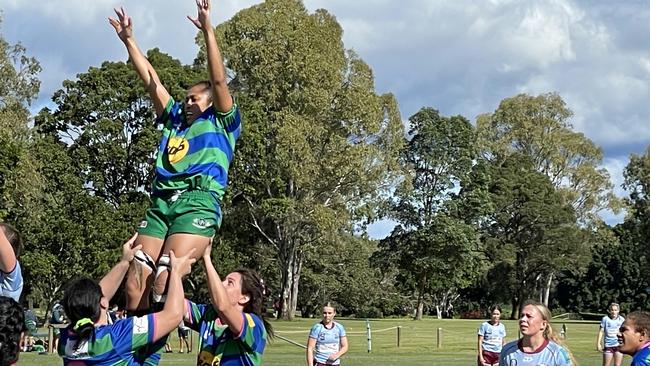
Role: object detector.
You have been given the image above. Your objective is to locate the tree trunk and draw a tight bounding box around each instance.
[279,238,304,320]
[414,274,427,320]
[543,272,554,306]
[415,300,424,320]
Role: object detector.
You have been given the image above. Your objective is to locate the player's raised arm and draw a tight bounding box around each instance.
[188,0,233,113]
[109,6,171,116]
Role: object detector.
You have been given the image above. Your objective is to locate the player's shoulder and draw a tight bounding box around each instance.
[501,339,519,354]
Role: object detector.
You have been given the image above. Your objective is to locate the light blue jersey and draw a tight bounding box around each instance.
[0,261,23,301]
[499,339,572,366]
[478,321,506,353]
[600,315,625,348]
[309,322,346,365]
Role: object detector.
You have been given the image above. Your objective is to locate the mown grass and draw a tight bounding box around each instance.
[20,317,614,365]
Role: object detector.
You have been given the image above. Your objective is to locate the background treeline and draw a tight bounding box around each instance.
[1,0,648,321]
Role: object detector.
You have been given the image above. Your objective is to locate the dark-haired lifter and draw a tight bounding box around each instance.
[109,0,242,315]
[58,234,195,365]
[0,296,24,366]
[183,244,272,366]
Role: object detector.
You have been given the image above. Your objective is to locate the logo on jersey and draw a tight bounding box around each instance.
[198,350,220,366]
[192,218,211,229]
[138,220,148,228]
[133,316,148,335]
[167,137,189,163]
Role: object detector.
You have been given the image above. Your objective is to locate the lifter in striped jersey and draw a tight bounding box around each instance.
[109,0,242,314]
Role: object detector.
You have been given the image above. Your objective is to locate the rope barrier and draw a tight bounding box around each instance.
[276,335,307,349]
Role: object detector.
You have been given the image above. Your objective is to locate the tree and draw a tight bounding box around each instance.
[476,92,620,223]
[0,18,43,225]
[561,147,650,312]
[374,107,482,320]
[479,155,589,318]
[375,215,482,320]
[476,92,620,305]
[214,0,405,319]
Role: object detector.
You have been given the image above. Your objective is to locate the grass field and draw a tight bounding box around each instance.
[19,317,620,365]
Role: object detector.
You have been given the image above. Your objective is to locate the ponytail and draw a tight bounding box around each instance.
[62,278,102,349]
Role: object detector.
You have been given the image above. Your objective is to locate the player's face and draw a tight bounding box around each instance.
[185,85,212,123]
[618,319,646,355]
[491,309,501,323]
[609,305,620,318]
[222,272,247,306]
[322,306,336,325]
[519,305,546,337]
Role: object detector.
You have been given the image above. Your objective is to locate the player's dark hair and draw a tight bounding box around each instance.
[489,304,502,314]
[0,296,24,366]
[626,311,650,335]
[189,80,213,102]
[62,278,102,349]
[234,268,274,338]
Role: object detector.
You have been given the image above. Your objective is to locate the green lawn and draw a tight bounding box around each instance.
[19,317,617,365]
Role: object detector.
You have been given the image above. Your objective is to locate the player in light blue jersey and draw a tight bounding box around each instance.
[499,300,575,366]
[307,303,348,366]
[58,234,195,365]
[597,302,625,366]
[618,311,650,366]
[0,223,23,302]
[478,305,506,366]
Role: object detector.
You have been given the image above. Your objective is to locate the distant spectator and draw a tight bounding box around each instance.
[0,223,23,302]
[21,309,37,352]
[177,321,190,353]
[0,296,24,366]
[478,305,506,366]
[597,302,625,366]
[617,311,650,365]
[51,302,66,324]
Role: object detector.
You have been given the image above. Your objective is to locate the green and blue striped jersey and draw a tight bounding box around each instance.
[58,314,162,365]
[184,299,267,366]
[153,98,241,200]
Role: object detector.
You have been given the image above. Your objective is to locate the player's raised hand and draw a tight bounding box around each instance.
[108,6,134,42]
[120,233,141,263]
[170,249,196,277]
[187,0,212,30]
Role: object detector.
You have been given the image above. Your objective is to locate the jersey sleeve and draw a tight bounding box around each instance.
[214,104,241,134]
[337,323,347,337]
[183,299,209,332]
[0,260,22,301]
[112,313,156,354]
[600,316,606,329]
[309,323,320,339]
[156,97,182,128]
[478,322,486,336]
[236,313,267,354]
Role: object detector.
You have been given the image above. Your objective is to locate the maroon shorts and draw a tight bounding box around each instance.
[604,346,621,354]
[479,350,500,365]
[314,363,335,366]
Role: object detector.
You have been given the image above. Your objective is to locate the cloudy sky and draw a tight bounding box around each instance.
[3,0,649,238]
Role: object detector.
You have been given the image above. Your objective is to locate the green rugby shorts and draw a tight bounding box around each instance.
[137,190,222,239]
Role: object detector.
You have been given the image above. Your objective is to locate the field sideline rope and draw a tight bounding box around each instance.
[347,326,399,335]
[276,335,307,349]
[276,326,400,336]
